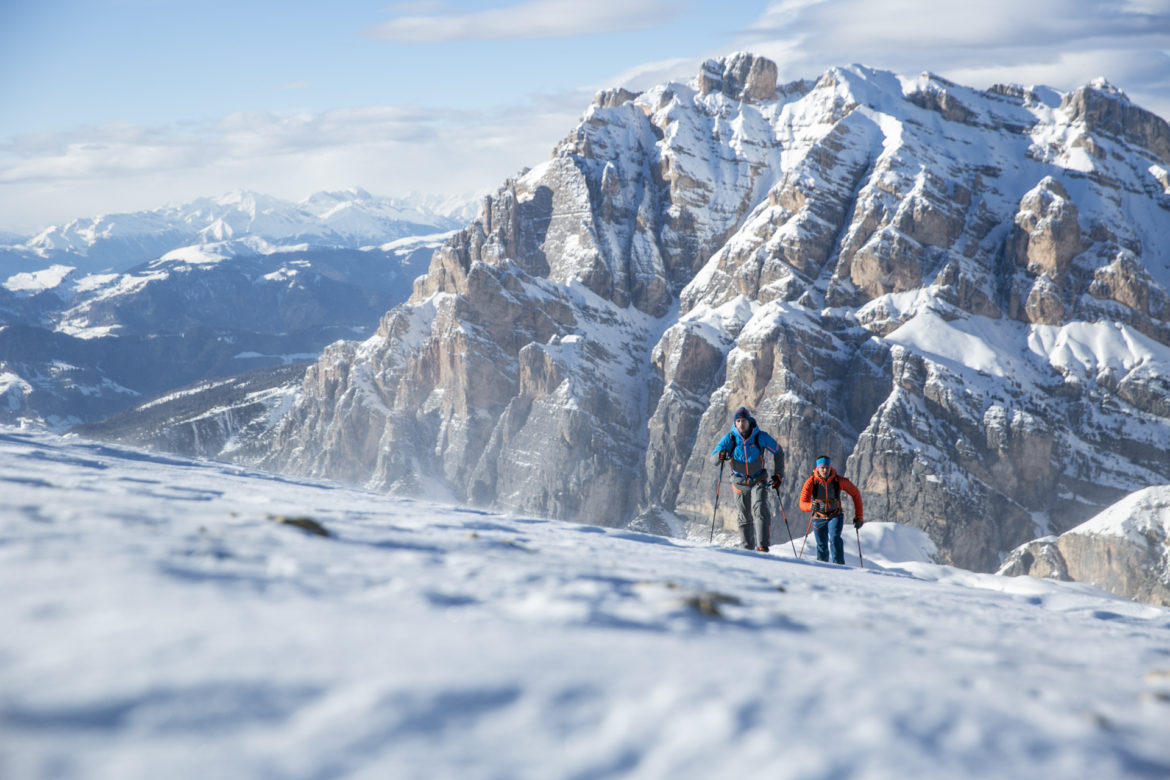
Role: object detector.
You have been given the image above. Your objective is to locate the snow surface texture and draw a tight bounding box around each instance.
[2,429,1170,779]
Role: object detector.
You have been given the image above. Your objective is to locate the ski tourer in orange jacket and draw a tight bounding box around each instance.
[798,455,863,564]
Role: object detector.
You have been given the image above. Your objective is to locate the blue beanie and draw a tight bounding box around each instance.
[815,455,831,467]
[733,406,750,421]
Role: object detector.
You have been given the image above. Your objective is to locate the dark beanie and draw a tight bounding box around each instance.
[734,406,750,421]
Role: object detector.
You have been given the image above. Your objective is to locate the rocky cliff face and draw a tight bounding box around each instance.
[999,486,1170,606]
[261,55,1170,573]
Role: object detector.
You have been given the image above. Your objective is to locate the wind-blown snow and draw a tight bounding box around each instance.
[1,429,1168,779]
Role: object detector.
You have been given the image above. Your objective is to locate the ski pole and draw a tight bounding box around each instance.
[774,486,797,557]
[798,515,813,558]
[855,522,864,569]
[709,460,726,543]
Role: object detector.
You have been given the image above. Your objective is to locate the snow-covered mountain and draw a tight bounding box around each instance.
[0,191,473,429]
[248,54,1170,580]
[3,427,1169,778]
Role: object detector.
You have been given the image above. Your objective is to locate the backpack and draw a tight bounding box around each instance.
[813,475,843,517]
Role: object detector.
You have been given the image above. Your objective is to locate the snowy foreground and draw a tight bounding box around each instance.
[2,429,1169,780]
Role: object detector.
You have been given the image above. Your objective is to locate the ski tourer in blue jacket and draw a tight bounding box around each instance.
[711,406,785,551]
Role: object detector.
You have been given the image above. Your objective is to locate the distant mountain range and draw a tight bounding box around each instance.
[1,187,476,277]
[0,188,478,428]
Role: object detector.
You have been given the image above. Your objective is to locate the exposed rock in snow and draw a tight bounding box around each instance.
[999,486,1170,606]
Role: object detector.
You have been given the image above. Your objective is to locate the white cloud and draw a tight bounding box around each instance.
[0,94,590,232]
[366,0,679,42]
[734,0,1170,119]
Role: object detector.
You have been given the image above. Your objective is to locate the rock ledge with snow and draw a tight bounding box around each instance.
[1000,486,1170,606]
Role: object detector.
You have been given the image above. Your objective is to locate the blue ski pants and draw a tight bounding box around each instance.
[813,514,845,564]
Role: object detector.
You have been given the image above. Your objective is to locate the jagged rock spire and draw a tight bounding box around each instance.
[697,52,779,103]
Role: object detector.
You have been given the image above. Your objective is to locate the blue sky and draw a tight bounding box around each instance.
[1,0,1168,233]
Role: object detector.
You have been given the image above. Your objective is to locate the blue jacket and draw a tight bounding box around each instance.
[712,418,783,479]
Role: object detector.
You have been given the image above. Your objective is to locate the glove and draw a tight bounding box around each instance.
[717,450,731,462]
[769,473,781,489]
[853,517,864,529]
[812,500,825,514]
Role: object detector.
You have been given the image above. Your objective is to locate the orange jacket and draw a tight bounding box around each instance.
[799,466,863,519]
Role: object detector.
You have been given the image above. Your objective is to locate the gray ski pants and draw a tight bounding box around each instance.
[732,473,772,549]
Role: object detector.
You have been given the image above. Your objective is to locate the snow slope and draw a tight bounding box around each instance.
[1072,486,1170,544]
[2,428,1169,779]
